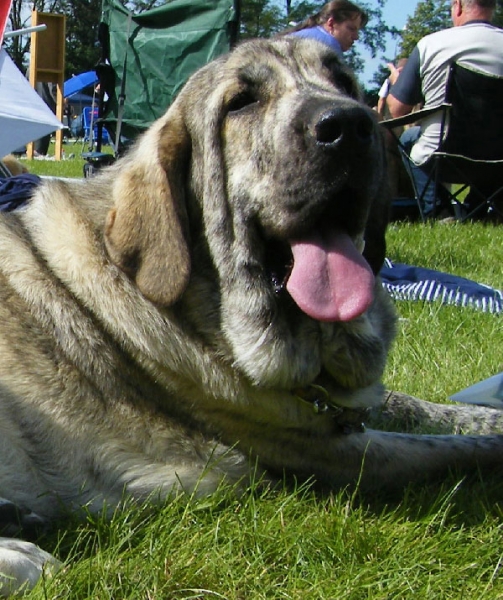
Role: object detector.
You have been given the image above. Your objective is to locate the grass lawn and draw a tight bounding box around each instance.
[14,139,116,179]
[15,155,503,599]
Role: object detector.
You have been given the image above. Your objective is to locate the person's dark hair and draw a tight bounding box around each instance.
[289,0,369,32]
[463,0,496,10]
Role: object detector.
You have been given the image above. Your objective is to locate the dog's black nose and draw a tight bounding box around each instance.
[315,106,374,151]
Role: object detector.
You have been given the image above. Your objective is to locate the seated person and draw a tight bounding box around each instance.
[387,0,503,219]
[287,0,368,57]
[70,113,84,139]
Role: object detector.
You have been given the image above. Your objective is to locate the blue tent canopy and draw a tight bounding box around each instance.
[67,92,93,106]
[64,71,98,98]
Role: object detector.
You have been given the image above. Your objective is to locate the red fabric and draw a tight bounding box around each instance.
[0,0,12,45]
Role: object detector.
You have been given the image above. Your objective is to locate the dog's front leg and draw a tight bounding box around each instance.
[369,391,503,436]
[317,429,503,491]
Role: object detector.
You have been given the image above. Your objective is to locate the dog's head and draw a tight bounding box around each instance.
[105,38,394,393]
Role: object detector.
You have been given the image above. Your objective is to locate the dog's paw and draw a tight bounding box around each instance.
[0,498,47,539]
[0,538,61,597]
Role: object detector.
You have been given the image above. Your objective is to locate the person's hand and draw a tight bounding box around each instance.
[387,62,401,86]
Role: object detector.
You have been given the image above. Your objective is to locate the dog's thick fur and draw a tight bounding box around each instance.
[1,155,28,177]
[1,38,503,595]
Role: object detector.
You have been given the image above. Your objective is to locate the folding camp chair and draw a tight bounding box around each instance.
[381,63,503,222]
[98,0,240,153]
[82,106,110,151]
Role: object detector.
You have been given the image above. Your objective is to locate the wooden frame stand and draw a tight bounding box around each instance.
[27,11,65,160]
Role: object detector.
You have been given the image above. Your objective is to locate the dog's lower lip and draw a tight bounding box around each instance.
[271,267,292,294]
[264,237,294,294]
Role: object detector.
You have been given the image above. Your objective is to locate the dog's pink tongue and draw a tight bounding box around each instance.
[286,229,374,322]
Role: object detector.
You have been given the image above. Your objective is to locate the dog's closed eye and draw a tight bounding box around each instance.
[332,71,359,98]
[321,57,359,99]
[227,90,259,114]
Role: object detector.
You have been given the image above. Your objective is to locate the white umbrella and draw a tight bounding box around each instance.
[0,48,63,157]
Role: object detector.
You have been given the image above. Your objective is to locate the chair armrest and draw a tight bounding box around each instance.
[381,104,449,130]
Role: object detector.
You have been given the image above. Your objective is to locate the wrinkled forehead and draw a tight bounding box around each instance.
[182,38,360,106]
[225,38,358,96]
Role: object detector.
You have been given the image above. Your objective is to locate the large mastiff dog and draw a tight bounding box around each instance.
[0,38,502,594]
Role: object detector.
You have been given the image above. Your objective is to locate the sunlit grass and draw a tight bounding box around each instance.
[385,222,502,402]
[31,480,503,599]
[15,141,115,179]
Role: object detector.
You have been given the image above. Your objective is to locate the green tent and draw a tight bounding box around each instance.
[99,0,240,144]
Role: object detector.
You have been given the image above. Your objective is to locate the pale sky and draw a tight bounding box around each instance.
[358,0,420,85]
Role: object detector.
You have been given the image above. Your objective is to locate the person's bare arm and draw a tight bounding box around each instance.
[386,94,415,118]
[386,62,415,118]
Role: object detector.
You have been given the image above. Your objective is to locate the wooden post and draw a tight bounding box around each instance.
[27,11,65,160]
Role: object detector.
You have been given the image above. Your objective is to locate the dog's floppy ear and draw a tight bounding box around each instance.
[105,108,191,305]
[363,190,390,274]
[363,171,391,275]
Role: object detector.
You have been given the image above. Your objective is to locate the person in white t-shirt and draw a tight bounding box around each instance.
[376,58,407,119]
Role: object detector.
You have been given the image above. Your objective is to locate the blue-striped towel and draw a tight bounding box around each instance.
[380,259,503,314]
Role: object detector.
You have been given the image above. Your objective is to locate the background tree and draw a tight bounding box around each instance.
[240,0,285,38]
[398,0,450,58]
[496,0,503,26]
[60,0,102,78]
[283,0,320,24]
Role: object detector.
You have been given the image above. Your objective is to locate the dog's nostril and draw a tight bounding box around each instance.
[315,107,374,149]
[316,115,344,145]
[355,113,374,142]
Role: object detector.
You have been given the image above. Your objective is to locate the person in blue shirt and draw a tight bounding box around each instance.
[287,0,368,57]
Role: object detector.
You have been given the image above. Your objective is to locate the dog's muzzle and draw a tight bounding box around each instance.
[315,105,375,155]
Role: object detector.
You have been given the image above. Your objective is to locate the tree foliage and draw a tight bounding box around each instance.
[398,0,451,58]
[61,0,102,78]
[240,0,286,38]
